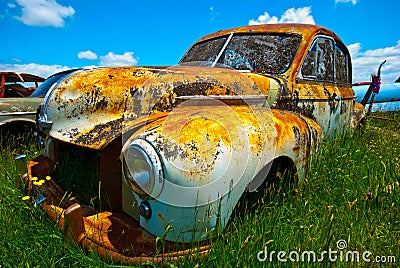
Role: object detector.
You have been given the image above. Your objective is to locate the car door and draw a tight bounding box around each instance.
[294,35,353,136]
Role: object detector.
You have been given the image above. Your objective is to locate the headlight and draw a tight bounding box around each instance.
[122,139,163,198]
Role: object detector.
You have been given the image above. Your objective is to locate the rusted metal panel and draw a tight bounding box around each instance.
[42,66,270,149]
[120,105,323,242]
[126,104,276,186]
[271,109,323,177]
[291,81,355,134]
[0,72,44,98]
[0,72,45,83]
[351,101,366,128]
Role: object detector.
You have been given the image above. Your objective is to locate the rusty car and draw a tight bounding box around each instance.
[22,23,365,263]
[0,72,45,127]
[0,70,79,129]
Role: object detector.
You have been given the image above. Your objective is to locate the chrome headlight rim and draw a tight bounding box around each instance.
[122,138,164,199]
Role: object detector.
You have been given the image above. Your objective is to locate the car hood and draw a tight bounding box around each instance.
[41,66,279,149]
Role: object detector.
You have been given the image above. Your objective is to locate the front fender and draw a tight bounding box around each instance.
[122,100,277,242]
[124,102,277,206]
[121,100,323,242]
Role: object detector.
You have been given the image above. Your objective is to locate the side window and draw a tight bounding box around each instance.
[300,36,350,84]
[301,42,317,77]
[335,44,348,84]
[301,37,334,82]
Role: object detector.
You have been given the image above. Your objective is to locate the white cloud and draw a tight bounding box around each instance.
[347,43,361,58]
[78,50,98,60]
[249,7,315,25]
[0,63,71,78]
[249,12,278,25]
[0,51,140,77]
[11,57,22,63]
[99,52,139,66]
[14,0,75,27]
[335,0,358,5]
[348,40,400,83]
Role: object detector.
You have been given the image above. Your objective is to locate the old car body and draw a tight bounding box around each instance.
[27,24,364,261]
[0,72,45,126]
[0,70,78,127]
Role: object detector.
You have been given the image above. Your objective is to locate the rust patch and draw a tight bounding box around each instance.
[245,73,271,95]
[46,66,270,150]
[272,109,313,150]
[151,104,268,158]
[73,117,124,147]
[157,212,165,222]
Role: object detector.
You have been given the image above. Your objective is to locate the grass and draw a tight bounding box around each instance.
[0,128,108,267]
[0,113,399,267]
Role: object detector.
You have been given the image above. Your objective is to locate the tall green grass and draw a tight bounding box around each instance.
[0,113,399,267]
[0,128,109,267]
[179,113,400,267]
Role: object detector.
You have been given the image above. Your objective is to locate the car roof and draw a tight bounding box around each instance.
[196,23,343,44]
[0,72,45,83]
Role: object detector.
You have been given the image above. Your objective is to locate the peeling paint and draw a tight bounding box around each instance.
[42,66,271,149]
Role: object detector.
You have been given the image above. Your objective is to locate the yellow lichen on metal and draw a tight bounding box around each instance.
[244,73,271,95]
[273,110,306,145]
[294,82,354,100]
[270,109,323,178]
[154,104,271,153]
[121,102,275,185]
[46,66,268,150]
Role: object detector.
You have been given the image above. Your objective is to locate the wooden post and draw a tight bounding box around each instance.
[63,203,85,244]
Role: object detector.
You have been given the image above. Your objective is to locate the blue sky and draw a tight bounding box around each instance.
[1,0,399,83]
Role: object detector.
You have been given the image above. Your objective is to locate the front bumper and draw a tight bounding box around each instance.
[24,155,209,264]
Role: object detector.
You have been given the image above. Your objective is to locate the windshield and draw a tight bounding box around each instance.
[180,33,301,74]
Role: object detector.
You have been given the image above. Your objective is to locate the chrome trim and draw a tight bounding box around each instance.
[139,201,152,219]
[0,111,36,116]
[38,114,53,130]
[122,138,164,199]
